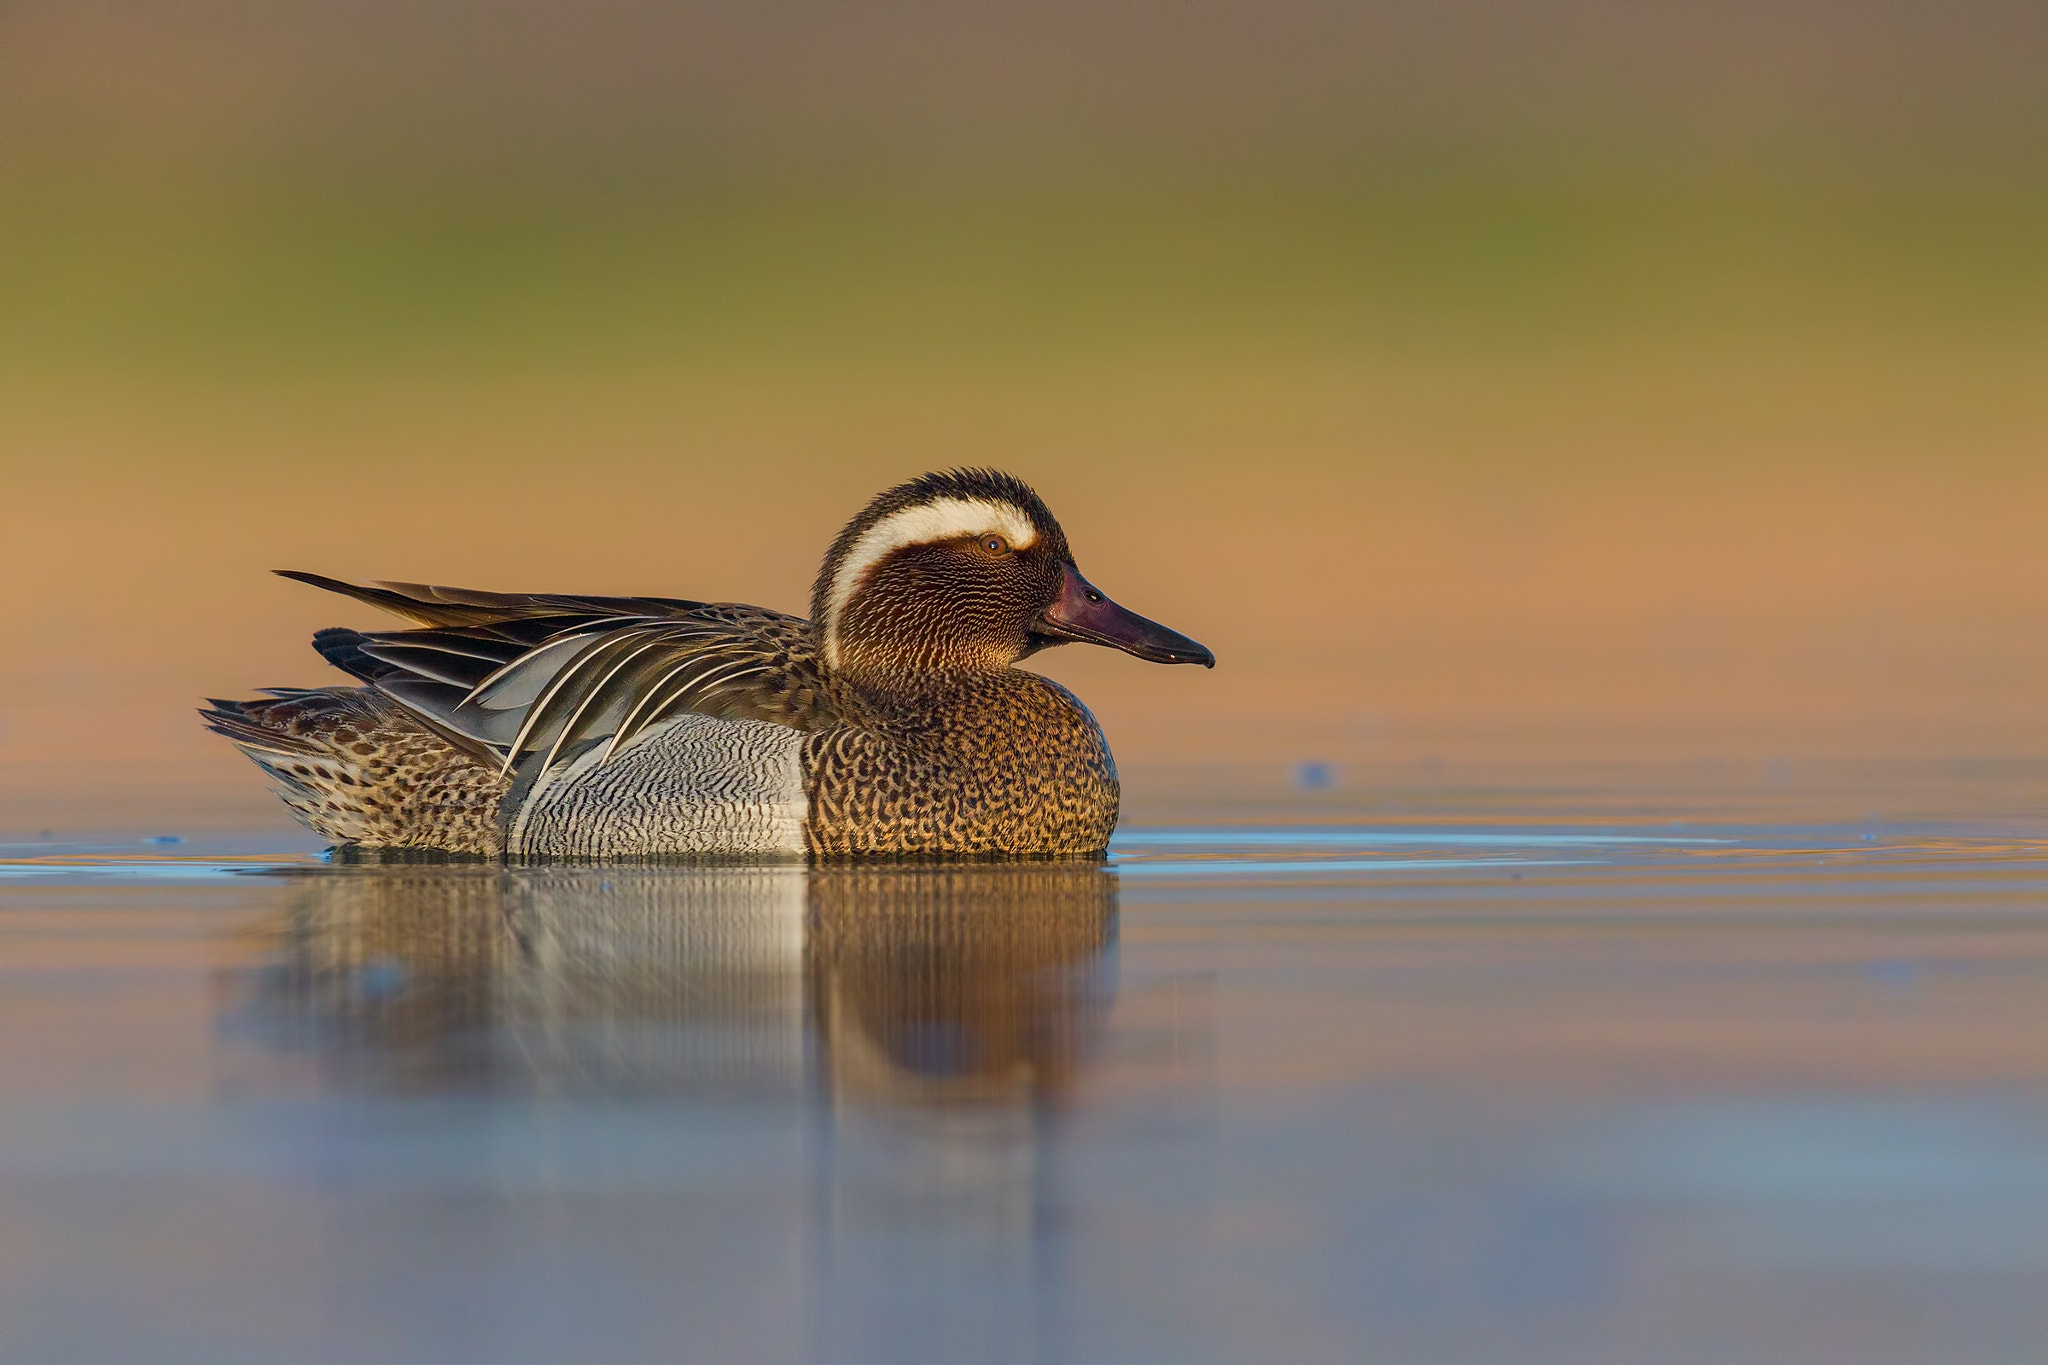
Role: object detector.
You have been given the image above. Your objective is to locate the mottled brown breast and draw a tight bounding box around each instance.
[801,671,1119,857]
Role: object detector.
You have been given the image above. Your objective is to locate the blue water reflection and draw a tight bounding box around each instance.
[2,811,2048,1362]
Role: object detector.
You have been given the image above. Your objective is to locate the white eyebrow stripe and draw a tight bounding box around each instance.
[821,497,1038,668]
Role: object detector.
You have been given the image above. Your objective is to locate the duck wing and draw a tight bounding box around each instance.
[281,571,836,773]
[275,570,714,629]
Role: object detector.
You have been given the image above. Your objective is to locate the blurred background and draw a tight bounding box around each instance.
[4,0,2047,833]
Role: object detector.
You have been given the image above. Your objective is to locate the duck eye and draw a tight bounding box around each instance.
[981,535,1008,554]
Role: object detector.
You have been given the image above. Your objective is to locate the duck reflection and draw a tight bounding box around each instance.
[807,865,1115,1110]
[223,861,1173,1358]
[233,860,1118,1110]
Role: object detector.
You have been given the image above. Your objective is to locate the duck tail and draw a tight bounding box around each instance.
[200,688,507,854]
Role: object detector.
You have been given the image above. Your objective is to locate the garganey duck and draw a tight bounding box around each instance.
[204,469,1213,858]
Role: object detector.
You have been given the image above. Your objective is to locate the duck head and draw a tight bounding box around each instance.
[812,468,1215,679]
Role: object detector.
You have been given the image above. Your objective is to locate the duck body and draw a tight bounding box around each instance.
[206,469,1205,859]
[503,667,1118,858]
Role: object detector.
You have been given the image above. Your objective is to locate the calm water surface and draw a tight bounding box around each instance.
[5,764,2048,1363]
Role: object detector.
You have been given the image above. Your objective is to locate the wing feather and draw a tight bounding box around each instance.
[275,570,711,628]
[278,570,836,774]
[539,631,680,769]
[500,630,649,773]
[356,634,526,689]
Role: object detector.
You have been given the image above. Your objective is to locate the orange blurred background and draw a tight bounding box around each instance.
[3,0,2047,832]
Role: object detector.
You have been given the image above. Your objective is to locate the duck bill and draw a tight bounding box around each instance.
[1033,565,1215,667]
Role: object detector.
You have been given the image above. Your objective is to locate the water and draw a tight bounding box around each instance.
[5,764,2048,1363]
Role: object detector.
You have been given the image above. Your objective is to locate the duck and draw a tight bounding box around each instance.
[204,468,1213,858]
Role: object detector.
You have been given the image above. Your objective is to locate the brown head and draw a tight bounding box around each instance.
[811,468,1214,681]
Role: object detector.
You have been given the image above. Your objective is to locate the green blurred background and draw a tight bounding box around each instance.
[4,0,2047,830]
